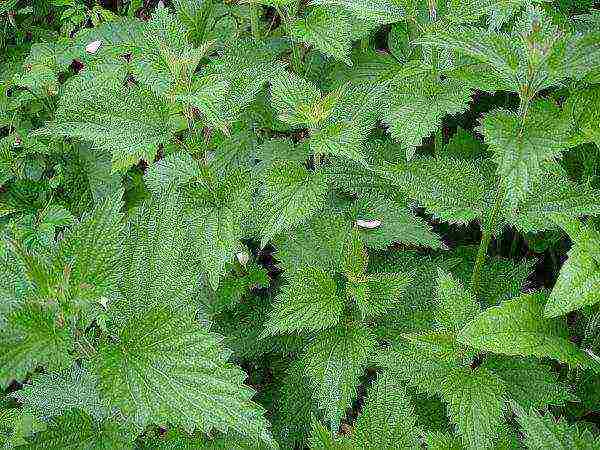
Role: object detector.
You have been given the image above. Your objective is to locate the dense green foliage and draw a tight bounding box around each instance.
[1,0,600,449]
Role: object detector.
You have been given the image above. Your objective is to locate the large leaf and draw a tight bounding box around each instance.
[185,170,252,290]
[383,74,472,159]
[310,0,405,24]
[263,266,344,335]
[434,269,480,333]
[13,366,108,420]
[290,7,352,65]
[457,292,597,370]
[302,325,376,426]
[53,193,124,318]
[16,410,134,450]
[381,156,496,225]
[545,217,600,318]
[441,367,507,450]
[0,305,73,389]
[353,371,420,449]
[259,161,328,248]
[479,100,570,206]
[513,404,600,450]
[93,305,273,444]
[483,356,576,410]
[351,195,442,249]
[38,73,177,172]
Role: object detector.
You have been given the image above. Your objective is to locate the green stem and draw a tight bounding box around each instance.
[470,183,507,295]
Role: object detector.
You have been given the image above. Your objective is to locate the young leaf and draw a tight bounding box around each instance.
[270,70,322,126]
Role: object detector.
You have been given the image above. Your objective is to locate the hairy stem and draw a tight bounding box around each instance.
[470,183,507,295]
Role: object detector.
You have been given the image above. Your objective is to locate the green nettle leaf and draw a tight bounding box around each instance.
[117,195,200,314]
[37,73,177,172]
[383,74,472,159]
[479,100,570,205]
[435,269,480,333]
[418,7,600,94]
[376,336,463,396]
[0,305,73,389]
[505,169,600,233]
[353,372,421,449]
[563,86,600,147]
[4,1,600,448]
[483,356,576,410]
[131,5,211,96]
[441,367,507,450]
[544,216,600,318]
[175,75,231,132]
[16,410,134,450]
[94,306,272,444]
[53,193,124,315]
[13,366,108,420]
[352,195,442,249]
[347,272,412,319]
[457,292,598,370]
[186,171,252,290]
[274,213,352,276]
[310,83,383,162]
[260,161,328,247]
[302,325,376,427]
[290,7,352,65]
[270,70,322,126]
[381,156,496,225]
[263,266,344,335]
[310,0,406,24]
[512,403,600,450]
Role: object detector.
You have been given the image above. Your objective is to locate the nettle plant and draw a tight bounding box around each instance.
[1,0,600,448]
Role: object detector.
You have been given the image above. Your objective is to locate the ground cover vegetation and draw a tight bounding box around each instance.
[1,0,600,448]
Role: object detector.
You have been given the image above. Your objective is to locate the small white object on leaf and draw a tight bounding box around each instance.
[236,252,250,266]
[356,219,382,229]
[85,40,102,54]
[98,297,109,309]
